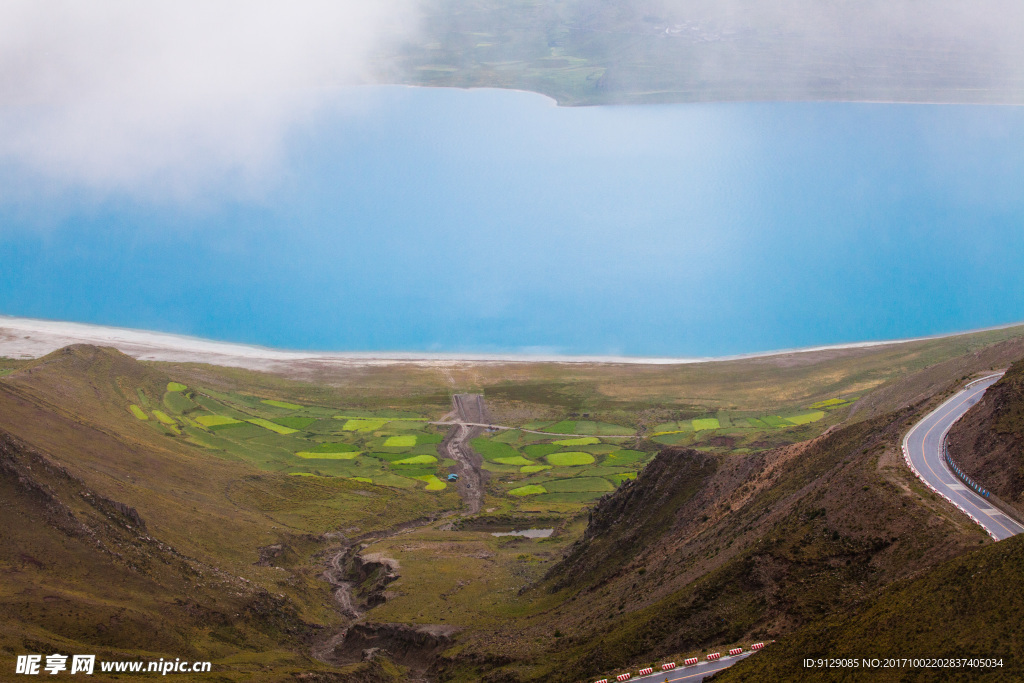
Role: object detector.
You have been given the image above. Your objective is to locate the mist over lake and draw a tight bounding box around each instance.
[2,86,1023,357]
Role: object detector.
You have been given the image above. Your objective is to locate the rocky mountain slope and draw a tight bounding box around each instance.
[717,533,1024,681]
[0,426,308,674]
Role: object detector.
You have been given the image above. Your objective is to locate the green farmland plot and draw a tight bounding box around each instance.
[536,491,605,503]
[394,455,438,465]
[367,451,418,463]
[569,443,619,455]
[546,451,595,467]
[782,411,826,425]
[385,419,432,430]
[247,433,312,451]
[491,429,523,443]
[166,382,187,392]
[520,464,551,473]
[482,461,522,474]
[542,420,576,433]
[152,410,176,426]
[523,443,561,458]
[246,418,299,435]
[602,449,647,465]
[535,420,632,436]
[691,418,721,431]
[295,451,361,460]
[304,442,360,454]
[262,399,303,410]
[573,420,598,434]
[652,432,691,445]
[509,484,547,496]
[542,477,614,493]
[384,435,417,448]
[128,405,148,420]
[810,398,850,410]
[470,438,521,461]
[193,394,249,420]
[272,416,317,430]
[369,472,418,488]
[494,456,535,466]
[340,418,392,432]
[552,437,599,446]
[163,390,196,413]
[414,475,446,491]
[595,422,634,436]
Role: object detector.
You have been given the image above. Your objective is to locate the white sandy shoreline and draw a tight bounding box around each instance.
[0,314,1020,372]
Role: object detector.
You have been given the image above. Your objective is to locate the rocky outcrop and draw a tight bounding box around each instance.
[346,551,401,609]
[545,447,718,591]
[330,623,456,669]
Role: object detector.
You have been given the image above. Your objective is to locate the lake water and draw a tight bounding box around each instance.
[2,86,1024,357]
[491,529,554,538]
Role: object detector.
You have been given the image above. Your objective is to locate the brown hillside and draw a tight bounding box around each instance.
[947,359,1024,517]
[716,533,1024,682]
[437,404,989,682]
[0,428,307,671]
[0,345,447,680]
[0,345,281,569]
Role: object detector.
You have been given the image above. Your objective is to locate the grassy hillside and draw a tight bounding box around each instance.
[717,534,1024,681]
[947,359,1024,517]
[0,346,455,680]
[0,427,315,679]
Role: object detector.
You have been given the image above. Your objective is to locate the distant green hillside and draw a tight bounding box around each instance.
[389,0,1024,105]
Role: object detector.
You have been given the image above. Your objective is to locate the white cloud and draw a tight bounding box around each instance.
[0,0,419,198]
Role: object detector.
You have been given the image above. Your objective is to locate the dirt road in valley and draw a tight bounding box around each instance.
[438,394,488,514]
[311,395,490,671]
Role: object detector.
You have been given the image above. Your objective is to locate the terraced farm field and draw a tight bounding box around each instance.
[124,382,458,494]
[648,400,853,448]
[470,425,652,503]
[120,374,856,508]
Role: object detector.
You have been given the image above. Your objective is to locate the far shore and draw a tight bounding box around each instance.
[1,314,1021,372]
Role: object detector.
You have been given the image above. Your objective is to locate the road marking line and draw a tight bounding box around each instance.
[978,508,999,514]
[949,483,967,490]
[905,377,1018,540]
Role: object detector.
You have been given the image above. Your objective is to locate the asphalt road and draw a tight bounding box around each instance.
[616,651,756,682]
[903,374,1024,541]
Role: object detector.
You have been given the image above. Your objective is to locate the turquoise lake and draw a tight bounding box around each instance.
[2,86,1024,357]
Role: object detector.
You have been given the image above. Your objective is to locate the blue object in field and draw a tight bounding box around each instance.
[447,473,459,482]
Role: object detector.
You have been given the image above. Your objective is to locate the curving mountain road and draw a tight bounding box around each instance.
[903,374,1024,541]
